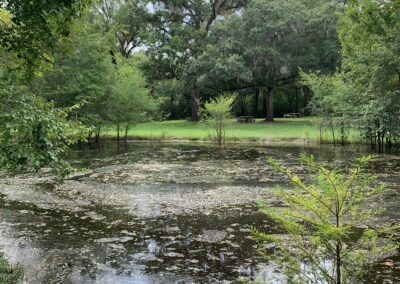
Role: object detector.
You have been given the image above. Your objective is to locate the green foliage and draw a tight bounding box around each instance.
[0,253,23,284]
[139,0,341,121]
[0,0,89,181]
[91,0,150,58]
[107,56,158,139]
[338,0,400,149]
[238,0,338,80]
[0,85,83,181]
[145,0,249,120]
[35,20,116,137]
[0,0,90,76]
[153,79,187,119]
[201,94,236,145]
[36,21,157,142]
[252,155,398,283]
[192,0,341,120]
[301,72,352,145]
[303,0,400,150]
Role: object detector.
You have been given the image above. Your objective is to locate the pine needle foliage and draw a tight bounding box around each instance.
[251,154,398,284]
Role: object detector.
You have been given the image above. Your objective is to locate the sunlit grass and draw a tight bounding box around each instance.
[101,118,361,142]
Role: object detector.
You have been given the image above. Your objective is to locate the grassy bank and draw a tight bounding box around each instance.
[0,254,23,283]
[101,118,361,143]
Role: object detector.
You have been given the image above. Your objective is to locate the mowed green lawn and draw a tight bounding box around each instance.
[102,118,361,142]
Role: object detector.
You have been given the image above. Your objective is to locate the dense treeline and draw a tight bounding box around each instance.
[143,0,341,121]
[0,0,399,177]
[303,0,400,150]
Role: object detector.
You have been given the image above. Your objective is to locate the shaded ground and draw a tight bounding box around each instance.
[0,142,398,283]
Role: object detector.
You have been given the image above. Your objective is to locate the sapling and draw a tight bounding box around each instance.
[201,94,236,146]
[251,154,398,283]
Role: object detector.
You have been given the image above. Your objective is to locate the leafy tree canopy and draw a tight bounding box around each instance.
[0,0,90,75]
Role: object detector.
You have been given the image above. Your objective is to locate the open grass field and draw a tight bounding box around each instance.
[101,118,361,143]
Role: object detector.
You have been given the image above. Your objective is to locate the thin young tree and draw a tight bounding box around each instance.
[202,94,236,146]
[252,155,398,283]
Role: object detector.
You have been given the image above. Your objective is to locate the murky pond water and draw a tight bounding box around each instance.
[0,141,399,283]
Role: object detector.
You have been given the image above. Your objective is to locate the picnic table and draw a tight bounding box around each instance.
[236,116,255,123]
[283,113,301,118]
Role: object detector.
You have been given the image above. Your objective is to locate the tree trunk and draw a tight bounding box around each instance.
[124,125,129,141]
[303,85,311,115]
[370,135,375,150]
[265,87,274,122]
[330,120,336,145]
[254,86,260,117]
[170,93,175,119]
[95,126,100,144]
[191,85,200,121]
[320,125,323,144]
[218,122,222,146]
[117,123,120,143]
[340,122,346,146]
[241,96,246,116]
[336,207,342,284]
[336,241,342,284]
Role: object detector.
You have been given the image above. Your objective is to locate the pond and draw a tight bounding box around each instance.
[0,141,399,283]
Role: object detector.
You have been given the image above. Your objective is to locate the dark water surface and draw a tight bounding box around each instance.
[0,141,399,283]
